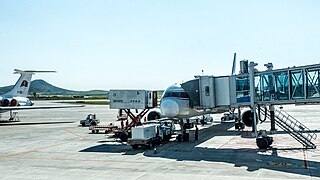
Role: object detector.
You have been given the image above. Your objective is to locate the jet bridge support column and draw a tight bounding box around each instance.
[249,62,258,137]
[269,105,276,132]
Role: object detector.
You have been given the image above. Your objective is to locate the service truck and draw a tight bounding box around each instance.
[127,121,176,149]
[127,124,161,149]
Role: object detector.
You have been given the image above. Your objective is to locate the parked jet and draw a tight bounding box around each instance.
[159,84,228,118]
[0,69,83,120]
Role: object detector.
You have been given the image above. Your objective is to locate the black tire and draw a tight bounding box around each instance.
[177,134,182,142]
[145,142,153,149]
[120,132,128,142]
[90,121,97,126]
[91,130,95,133]
[81,123,86,127]
[241,110,258,127]
[131,144,138,149]
[256,137,269,149]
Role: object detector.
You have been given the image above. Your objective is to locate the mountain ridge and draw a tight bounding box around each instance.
[0,79,108,95]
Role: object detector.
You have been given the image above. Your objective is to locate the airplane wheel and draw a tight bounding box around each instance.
[120,132,128,142]
[177,134,182,142]
[147,111,161,120]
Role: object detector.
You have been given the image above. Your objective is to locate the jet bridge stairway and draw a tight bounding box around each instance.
[261,107,317,149]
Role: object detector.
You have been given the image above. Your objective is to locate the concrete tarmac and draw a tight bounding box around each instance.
[0,101,319,180]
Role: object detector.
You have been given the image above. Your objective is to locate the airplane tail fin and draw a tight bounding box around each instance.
[3,69,56,98]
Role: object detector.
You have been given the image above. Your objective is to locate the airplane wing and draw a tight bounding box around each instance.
[0,105,84,113]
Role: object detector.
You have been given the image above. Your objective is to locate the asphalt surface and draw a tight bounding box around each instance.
[0,101,319,180]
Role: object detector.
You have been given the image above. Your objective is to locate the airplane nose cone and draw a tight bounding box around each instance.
[160,99,180,117]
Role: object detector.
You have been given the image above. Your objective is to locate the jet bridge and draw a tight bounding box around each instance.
[183,63,320,108]
[234,63,320,106]
[182,62,320,149]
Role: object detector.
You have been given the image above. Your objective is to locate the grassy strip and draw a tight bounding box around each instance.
[61,101,110,105]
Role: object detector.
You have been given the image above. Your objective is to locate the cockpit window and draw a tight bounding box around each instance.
[163,91,190,98]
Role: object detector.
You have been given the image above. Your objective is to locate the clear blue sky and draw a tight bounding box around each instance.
[1,0,319,91]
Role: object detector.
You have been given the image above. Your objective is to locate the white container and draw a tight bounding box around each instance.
[109,90,157,109]
[131,124,157,140]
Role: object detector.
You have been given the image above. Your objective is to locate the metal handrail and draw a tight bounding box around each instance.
[259,107,316,148]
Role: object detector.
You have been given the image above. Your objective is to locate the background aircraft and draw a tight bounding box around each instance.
[0,69,83,120]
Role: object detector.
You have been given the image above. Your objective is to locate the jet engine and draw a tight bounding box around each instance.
[241,110,258,127]
[147,111,161,121]
[2,99,10,106]
[1,99,19,107]
[10,99,17,106]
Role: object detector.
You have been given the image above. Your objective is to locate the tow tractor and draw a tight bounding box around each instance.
[80,114,100,126]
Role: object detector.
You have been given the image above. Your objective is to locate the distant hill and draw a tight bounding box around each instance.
[0,79,108,95]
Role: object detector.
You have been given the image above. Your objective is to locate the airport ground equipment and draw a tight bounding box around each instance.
[260,107,317,149]
[143,119,176,141]
[89,124,118,134]
[80,114,100,126]
[127,124,171,149]
[117,110,128,121]
[221,113,239,121]
[256,130,274,149]
[0,111,20,122]
[109,90,158,140]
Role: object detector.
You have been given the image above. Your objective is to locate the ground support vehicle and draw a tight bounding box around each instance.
[109,89,158,130]
[127,124,165,149]
[89,124,118,134]
[80,114,100,126]
[221,113,239,121]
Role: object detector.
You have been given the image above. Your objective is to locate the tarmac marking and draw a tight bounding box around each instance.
[133,166,171,179]
[0,155,311,170]
[218,136,237,149]
[0,129,87,158]
[0,141,73,158]
[64,129,87,140]
[267,161,294,167]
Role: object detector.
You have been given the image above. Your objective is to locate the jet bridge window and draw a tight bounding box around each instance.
[235,76,250,103]
[205,86,210,96]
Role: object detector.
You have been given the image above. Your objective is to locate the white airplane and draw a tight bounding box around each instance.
[145,53,252,128]
[157,53,239,121]
[159,84,228,119]
[0,69,83,120]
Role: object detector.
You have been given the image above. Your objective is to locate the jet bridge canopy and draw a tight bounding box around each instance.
[234,63,320,105]
[181,63,320,109]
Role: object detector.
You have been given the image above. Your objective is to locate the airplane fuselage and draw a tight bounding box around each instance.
[160,85,201,119]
